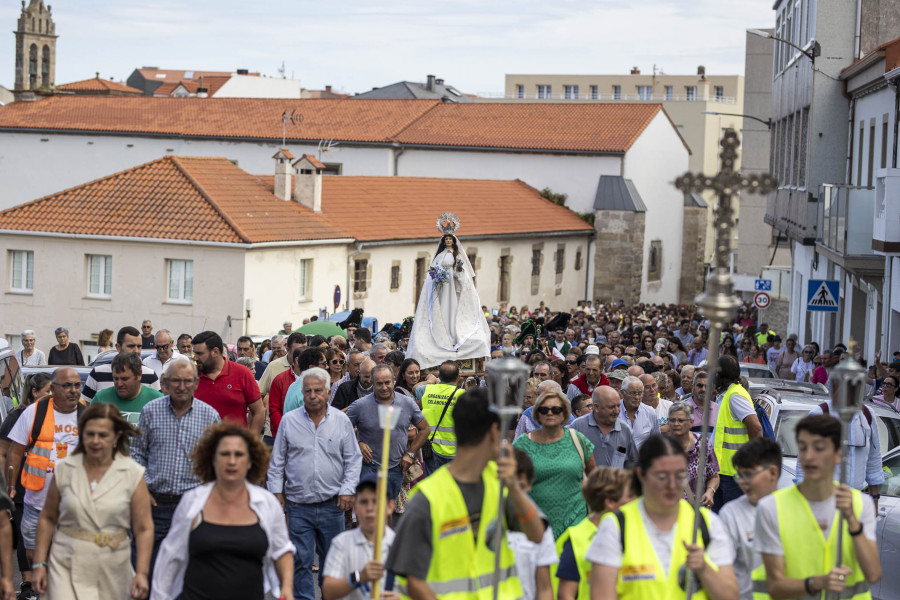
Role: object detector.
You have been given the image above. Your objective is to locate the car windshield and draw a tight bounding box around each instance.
[774,409,810,457]
[743,366,772,379]
[876,416,900,455]
[883,453,900,497]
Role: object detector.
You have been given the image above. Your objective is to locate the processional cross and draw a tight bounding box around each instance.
[673,128,777,600]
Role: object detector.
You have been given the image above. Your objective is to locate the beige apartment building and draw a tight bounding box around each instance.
[497,68,746,263]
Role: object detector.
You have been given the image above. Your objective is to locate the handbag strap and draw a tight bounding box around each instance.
[429,383,462,443]
[569,428,586,467]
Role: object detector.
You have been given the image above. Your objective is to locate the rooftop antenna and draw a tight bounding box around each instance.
[281,109,303,147]
[277,60,286,79]
[316,139,340,161]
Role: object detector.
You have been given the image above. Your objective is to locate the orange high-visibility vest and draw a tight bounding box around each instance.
[21,397,58,491]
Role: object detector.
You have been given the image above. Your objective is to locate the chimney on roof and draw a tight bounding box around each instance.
[325,85,332,93]
[273,148,295,201]
[293,154,323,213]
[435,78,444,86]
[237,69,249,75]
[196,76,208,98]
[426,74,436,91]
[697,65,706,79]
[630,67,641,75]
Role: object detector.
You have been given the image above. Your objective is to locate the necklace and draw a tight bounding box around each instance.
[90,480,98,492]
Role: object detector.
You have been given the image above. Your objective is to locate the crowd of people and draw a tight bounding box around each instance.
[0,298,894,600]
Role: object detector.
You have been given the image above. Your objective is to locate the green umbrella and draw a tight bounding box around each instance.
[296,320,347,338]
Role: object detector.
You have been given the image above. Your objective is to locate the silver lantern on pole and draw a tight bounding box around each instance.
[485,356,530,600]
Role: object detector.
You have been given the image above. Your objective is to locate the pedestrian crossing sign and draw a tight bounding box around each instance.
[807,280,839,312]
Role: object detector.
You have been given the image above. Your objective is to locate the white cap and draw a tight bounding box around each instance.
[585,345,600,355]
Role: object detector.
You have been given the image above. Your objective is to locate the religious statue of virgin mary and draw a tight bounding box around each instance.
[406,213,492,369]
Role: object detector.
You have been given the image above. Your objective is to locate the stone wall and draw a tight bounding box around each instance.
[679,206,708,304]
[593,210,645,304]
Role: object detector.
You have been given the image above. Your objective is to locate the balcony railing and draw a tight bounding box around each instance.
[478,92,736,103]
[873,168,900,251]
[764,188,818,244]
[817,184,875,256]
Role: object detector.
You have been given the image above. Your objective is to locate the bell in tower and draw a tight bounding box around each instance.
[14,0,58,91]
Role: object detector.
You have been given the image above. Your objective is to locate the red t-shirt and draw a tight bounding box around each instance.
[268,368,299,437]
[196,360,260,426]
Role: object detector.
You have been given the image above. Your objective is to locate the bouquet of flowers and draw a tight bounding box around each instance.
[428,265,449,293]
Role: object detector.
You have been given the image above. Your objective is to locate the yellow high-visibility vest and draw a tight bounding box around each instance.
[420,383,459,457]
[713,383,752,476]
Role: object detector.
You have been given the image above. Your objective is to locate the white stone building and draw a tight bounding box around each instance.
[0,153,593,348]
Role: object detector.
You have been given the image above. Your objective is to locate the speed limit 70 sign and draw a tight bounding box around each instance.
[753,291,771,310]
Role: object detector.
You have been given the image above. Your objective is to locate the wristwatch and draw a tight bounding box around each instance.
[406,452,416,459]
[350,571,361,588]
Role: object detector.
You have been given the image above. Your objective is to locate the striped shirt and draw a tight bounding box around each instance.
[82,363,160,400]
[131,396,220,495]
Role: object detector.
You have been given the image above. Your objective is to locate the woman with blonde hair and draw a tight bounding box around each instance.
[556,467,635,600]
[513,391,596,539]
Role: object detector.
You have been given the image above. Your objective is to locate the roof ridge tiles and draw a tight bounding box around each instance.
[168,156,252,244]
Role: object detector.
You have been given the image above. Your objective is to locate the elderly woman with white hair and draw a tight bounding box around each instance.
[267,366,361,600]
[514,390,595,539]
[16,330,46,366]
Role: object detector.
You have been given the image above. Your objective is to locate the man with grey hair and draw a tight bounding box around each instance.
[347,364,428,502]
[279,321,294,335]
[572,385,638,467]
[369,343,389,365]
[332,358,375,411]
[678,365,696,397]
[268,366,361,600]
[619,375,660,449]
[263,334,285,363]
[141,319,155,349]
[132,360,220,581]
[143,329,187,378]
[17,329,46,366]
[330,349,363,404]
[644,372,672,433]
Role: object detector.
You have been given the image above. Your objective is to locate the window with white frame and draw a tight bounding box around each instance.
[516,84,524,99]
[299,258,312,301]
[9,250,33,293]
[167,259,193,303]
[715,86,724,100]
[537,85,552,99]
[590,85,598,100]
[637,86,652,100]
[564,85,579,99]
[665,86,673,100]
[87,254,112,298]
[686,86,697,101]
[613,85,621,100]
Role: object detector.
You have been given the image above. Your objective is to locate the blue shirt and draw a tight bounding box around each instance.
[267,405,362,503]
[131,396,221,495]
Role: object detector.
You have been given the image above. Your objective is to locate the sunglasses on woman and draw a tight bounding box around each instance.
[330,359,345,365]
[537,405,565,416]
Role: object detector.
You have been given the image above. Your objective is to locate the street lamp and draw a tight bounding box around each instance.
[701,110,772,129]
[747,29,821,63]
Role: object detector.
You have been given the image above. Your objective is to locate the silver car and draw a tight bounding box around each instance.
[870,446,900,600]
[754,387,900,488]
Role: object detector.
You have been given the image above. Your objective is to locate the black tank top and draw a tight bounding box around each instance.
[178,517,269,600]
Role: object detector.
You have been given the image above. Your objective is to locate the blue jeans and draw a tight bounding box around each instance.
[712,474,744,513]
[425,451,453,476]
[286,498,345,600]
[360,462,404,501]
[20,503,39,551]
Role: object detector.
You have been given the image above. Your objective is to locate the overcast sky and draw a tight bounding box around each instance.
[3,0,776,95]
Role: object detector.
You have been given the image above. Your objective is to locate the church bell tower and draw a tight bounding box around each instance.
[14,0,57,91]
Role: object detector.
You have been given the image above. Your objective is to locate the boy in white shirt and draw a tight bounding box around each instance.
[507,448,558,600]
[719,438,781,600]
[322,473,399,600]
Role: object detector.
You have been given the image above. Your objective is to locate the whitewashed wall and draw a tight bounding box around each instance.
[623,111,690,303]
[0,234,245,351]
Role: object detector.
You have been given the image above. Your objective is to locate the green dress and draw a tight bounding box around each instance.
[513,430,593,540]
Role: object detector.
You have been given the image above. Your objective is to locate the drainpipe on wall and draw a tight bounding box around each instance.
[346,242,363,310]
[854,0,862,60]
[585,236,596,301]
[392,143,405,176]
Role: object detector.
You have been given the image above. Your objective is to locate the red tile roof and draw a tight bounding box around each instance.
[57,77,142,94]
[0,156,592,244]
[297,154,326,169]
[137,69,251,82]
[255,175,594,242]
[0,156,346,244]
[152,76,233,97]
[0,97,666,153]
[393,103,664,152]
